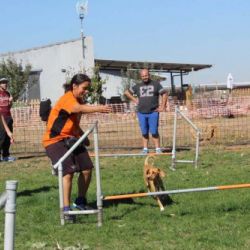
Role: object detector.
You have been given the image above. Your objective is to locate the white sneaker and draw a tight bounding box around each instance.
[155,148,163,154]
[2,156,16,162]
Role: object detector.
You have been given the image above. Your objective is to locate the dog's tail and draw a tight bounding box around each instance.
[144,155,155,166]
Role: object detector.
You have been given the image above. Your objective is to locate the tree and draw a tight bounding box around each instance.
[64,65,106,104]
[120,64,141,101]
[0,58,31,101]
[86,65,106,104]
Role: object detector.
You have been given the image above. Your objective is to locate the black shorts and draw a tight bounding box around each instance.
[45,140,94,176]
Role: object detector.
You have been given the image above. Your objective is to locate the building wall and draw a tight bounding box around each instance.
[0,37,95,104]
[100,70,125,99]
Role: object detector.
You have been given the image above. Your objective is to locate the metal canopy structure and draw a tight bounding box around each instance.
[95,59,212,96]
[95,58,212,73]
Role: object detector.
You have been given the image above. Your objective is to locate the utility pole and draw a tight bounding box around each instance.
[76,1,88,59]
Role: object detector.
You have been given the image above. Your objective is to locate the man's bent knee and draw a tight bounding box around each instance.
[152,133,159,138]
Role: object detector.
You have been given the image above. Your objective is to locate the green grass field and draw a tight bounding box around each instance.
[0,147,250,249]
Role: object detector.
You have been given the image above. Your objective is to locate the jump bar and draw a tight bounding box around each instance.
[89,152,172,157]
[103,183,250,201]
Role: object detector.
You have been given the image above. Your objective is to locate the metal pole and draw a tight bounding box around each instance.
[194,131,200,168]
[93,122,103,227]
[177,107,199,131]
[103,183,250,201]
[53,124,96,170]
[171,106,177,170]
[0,192,7,209]
[80,17,85,59]
[89,152,172,158]
[175,107,201,169]
[4,180,18,250]
[170,73,175,96]
[58,163,65,225]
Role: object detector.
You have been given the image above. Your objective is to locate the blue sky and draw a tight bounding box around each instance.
[0,0,250,84]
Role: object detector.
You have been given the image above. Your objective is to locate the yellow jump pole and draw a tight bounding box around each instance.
[217,183,250,190]
[103,183,250,201]
[104,192,148,201]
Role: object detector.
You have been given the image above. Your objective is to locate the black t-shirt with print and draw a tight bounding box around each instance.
[130,80,165,113]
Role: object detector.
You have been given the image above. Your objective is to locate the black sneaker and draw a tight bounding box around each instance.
[72,202,85,210]
[72,197,94,210]
[64,213,76,223]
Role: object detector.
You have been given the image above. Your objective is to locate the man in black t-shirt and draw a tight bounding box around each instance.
[124,69,167,154]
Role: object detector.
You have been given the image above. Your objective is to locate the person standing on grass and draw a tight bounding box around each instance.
[42,73,111,222]
[0,114,14,145]
[124,69,168,154]
[0,77,16,162]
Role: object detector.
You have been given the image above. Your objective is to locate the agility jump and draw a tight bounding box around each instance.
[88,106,200,170]
[53,120,250,227]
[104,183,250,201]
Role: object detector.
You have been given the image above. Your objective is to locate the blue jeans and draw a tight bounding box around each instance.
[137,112,159,136]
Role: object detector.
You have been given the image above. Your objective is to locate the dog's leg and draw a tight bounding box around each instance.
[156,197,165,212]
[149,180,164,211]
[155,183,165,212]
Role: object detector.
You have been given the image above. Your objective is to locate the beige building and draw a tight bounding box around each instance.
[0,38,94,103]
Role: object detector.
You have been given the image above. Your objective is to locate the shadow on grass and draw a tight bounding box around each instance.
[161,194,174,206]
[162,147,190,153]
[101,189,174,208]
[17,185,57,197]
[100,193,175,220]
[16,154,46,160]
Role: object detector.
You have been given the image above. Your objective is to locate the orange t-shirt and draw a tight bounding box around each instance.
[42,91,81,148]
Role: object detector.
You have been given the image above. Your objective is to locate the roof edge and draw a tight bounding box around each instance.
[0,38,83,56]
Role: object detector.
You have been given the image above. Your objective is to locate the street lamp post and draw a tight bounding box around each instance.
[76,0,88,59]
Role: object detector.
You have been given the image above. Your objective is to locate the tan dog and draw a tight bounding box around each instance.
[190,122,217,142]
[143,156,166,211]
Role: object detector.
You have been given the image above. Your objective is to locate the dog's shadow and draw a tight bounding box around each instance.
[160,194,174,206]
[88,188,174,220]
[101,187,174,206]
[103,197,136,207]
[101,189,146,208]
[154,178,174,206]
[101,193,174,208]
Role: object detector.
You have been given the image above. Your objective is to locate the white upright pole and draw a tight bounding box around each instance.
[93,122,103,227]
[58,163,65,225]
[4,180,18,250]
[171,106,177,170]
[195,131,200,168]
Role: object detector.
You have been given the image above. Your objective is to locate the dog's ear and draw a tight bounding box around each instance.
[158,168,166,178]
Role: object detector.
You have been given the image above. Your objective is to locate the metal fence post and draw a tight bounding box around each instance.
[4,180,18,250]
[93,122,103,227]
[58,163,65,225]
[171,106,177,170]
[195,131,200,168]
